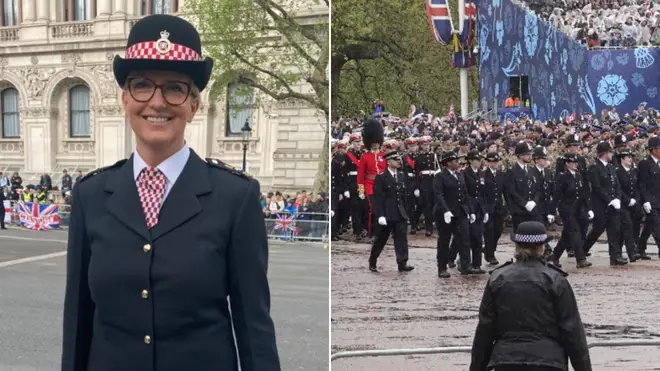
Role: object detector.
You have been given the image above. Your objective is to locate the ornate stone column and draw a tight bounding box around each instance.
[36,0,49,21]
[97,0,112,16]
[113,0,126,15]
[22,0,36,22]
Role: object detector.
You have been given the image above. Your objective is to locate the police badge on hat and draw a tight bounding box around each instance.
[156,30,173,54]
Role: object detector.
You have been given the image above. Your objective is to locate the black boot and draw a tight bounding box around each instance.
[398,263,414,272]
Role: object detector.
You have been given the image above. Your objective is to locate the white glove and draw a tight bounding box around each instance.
[444,211,454,224]
[588,210,594,220]
[378,217,387,226]
[525,201,536,212]
[338,194,343,201]
[643,202,652,214]
[483,213,489,223]
[547,214,555,224]
[414,189,420,197]
[469,214,476,224]
[344,191,350,198]
[629,199,636,207]
[331,210,335,218]
[608,199,621,210]
[359,193,365,200]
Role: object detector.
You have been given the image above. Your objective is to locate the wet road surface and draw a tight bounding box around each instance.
[331,232,660,370]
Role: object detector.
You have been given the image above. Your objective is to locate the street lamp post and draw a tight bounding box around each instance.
[241,119,252,172]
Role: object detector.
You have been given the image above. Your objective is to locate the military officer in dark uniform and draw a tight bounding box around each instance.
[331,145,344,241]
[470,221,592,371]
[555,135,590,257]
[483,152,506,265]
[433,151,476,277]
[637,136,660,258]
[463,150,487,273]
[529,146,555,257]
[583,141,627,265]
[368,151,414,273]
[416,135,437,236]
[550,152,593,268]
[403,137,421,234]
[61,15,280,371]
[503,142,542,232]
[344,133,366,240]
[615,149,643,261]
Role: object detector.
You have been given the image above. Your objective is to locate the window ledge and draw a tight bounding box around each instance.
[0,137,21,142]
[220,137,258,142]
[64,137,93,141]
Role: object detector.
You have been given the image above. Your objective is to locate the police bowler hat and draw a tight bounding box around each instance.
[113,14,214,91]
[511,221,553,245]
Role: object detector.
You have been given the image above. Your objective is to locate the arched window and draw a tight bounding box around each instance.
[69,85,91,138]
[225,83,254,136]
[1,88,19,138]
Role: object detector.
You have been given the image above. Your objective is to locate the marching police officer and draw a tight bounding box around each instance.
[529,146,555,257]
[433,151,476,277]
[416,136,437,236]
[504,141,541,232]
[615,149,643,261]
[583,141,627,265]
[62,15,280,371]
[551,152,593,268]
[464,150,487,273]
[483,152,506,265]
[368,151,414,273]
[470,222,592,371]
[637,136,660,258]
[403,137,421,234]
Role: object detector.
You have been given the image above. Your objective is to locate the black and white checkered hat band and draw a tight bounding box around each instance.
[514,233,548,243]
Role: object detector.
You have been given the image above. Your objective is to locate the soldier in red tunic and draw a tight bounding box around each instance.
[358,118,386,241]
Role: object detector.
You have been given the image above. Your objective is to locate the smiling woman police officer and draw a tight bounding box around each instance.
[61,15,280,371]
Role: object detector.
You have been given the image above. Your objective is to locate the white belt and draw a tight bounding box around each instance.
[408,173,414,177]
[348,171,358,176]
[420,170,434,175]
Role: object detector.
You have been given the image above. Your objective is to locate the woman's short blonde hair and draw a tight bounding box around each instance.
[514,243,544,261]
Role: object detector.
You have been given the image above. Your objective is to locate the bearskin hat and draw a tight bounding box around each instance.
[361,118,384,150]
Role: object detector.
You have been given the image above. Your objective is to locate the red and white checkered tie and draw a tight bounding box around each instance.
[137,166,166,229]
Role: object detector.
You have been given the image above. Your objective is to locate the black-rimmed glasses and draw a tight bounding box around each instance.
[126,77,192,106]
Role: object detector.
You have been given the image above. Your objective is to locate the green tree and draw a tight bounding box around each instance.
[332,0,478,119]
[184,0,330,192]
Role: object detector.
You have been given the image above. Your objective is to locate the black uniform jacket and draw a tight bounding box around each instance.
[529,166,554,216]
[483,167,506,215]
[432,168,472,217]
[503,164,539,215]
[638,156,660,209]
[588,160,621,214]
[61,150,280,371]
[372,169,408,223]
[464,166,486,216]
[616,165,643,218]
[470,260,592,371]
[554,171,591,215]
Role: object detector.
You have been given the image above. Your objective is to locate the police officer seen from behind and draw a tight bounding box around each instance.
[529,146,555,257]
[615,149,643,261]
[433,151,476,277]
[470,221,592,371]
[550,152,593,268]
[503,141,541,232]
[583,141,627,265]
[483,152,506,265]
[61,15,280,371]
[463,150,487,273]
[368,151,414,273]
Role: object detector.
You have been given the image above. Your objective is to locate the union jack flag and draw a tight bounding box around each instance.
[274,212,297,232]
[426,0,477,68]
[17,201,60,231]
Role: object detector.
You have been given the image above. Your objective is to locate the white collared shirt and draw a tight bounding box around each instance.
[133,144,190,204]
[599,158,609,167]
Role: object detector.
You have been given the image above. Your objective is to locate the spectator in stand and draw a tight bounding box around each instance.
[39,172,52,191]
[61,169,72,198]
[269,192,285,216]
[10,172,21,190]
[283,199,297,214]
[311,192,329,238]
[0,171,8,189]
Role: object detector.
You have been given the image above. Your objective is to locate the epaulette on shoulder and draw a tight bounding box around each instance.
[489,259,513,274]
[546,262,569,277]
[80,159,127,183]
[206,158,251,180]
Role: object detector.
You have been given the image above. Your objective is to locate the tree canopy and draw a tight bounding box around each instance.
[332,0,479,119]
[183,0,330,191]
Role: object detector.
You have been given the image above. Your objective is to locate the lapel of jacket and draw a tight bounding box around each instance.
[104,155,151,241]
[149,150,212,241]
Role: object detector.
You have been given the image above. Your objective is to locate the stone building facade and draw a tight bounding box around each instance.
[0,0,327,193]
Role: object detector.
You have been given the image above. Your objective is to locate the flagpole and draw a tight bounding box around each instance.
[457,0,469,118]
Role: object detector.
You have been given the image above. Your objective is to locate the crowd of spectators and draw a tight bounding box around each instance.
[260,190,329,240]
[516,0,660,48]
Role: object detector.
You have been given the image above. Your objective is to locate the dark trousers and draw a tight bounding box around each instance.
[0,211,5,229]
[436,212,471,271]
[511,212,542,234]
[553,211,587,262]
[406,193,418,231]
[484,212,504,261]
[618,208,639,258]
[491,366,562,371]
[584,207,622,258]
[368,220,409,265]
[366,195,378,238]
[638,210,660,253]
[349,196,365,236]
[419,186,434,232]
[469,213,484,268]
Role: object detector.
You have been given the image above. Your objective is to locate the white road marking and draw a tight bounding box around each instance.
[0,251,67,268]
[0,235,66,243]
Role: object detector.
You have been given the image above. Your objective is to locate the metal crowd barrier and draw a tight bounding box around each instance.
[330,339,660,362]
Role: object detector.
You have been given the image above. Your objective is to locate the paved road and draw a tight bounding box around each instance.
[332,234,660,370]
[0,227,329,371]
